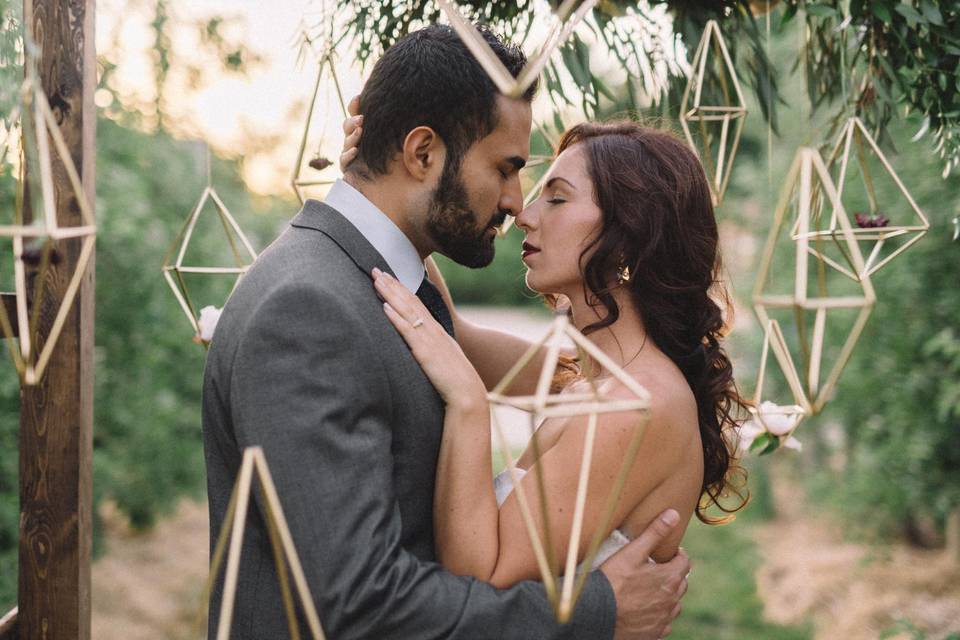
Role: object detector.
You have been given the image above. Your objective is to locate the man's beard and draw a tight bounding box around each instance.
[425,158,506,269]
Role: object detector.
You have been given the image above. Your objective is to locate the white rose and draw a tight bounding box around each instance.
[758,400,798,436]
[782,435,803,451]
[736,418,765,451]
[197,305,222,343]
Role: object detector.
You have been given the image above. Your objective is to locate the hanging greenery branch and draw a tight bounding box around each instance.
[322,0,959,175]
[784,1,959,176]
[326,1,781,127]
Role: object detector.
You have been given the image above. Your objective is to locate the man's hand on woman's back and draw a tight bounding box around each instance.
[601,509,690,640]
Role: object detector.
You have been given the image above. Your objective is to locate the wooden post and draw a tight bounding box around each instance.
[17,0,96,638]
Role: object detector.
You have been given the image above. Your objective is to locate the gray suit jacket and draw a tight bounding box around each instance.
[202,200,617,639]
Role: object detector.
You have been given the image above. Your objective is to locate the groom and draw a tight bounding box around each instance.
[202,24,689,639]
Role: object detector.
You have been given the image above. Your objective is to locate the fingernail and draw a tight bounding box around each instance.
[660,509,679,527]
[357,115,364,124]
[372,267,381,277]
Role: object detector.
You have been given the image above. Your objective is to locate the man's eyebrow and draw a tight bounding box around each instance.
[545,176,576,190]
[506,156,526,171]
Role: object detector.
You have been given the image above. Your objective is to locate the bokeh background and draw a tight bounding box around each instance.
[1,1,958,638]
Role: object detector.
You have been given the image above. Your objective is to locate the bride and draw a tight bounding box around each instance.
[346,116,747,587]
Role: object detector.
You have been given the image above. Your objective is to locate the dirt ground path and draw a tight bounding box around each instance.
[92,499,208,640]
[92,488,960,639]
[754,477,960,639]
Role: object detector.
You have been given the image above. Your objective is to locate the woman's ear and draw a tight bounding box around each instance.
[402,126,446,181]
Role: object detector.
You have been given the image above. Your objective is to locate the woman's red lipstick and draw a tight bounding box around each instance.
[521,242,540,259]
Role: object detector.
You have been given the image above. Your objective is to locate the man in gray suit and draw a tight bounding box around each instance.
[203,24,690,639]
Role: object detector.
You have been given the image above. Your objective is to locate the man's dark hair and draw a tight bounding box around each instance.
[351,24,538,178]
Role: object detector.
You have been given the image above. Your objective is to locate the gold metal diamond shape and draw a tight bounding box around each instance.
[678,20,747,207]
[291,51,348,205]
[801,116,931,281]
[200,446,326,640]
[161,183,258,346]
[753,147,875,415]
[437,0,599,99]
[489,312,651,622]
[0,76,97,385]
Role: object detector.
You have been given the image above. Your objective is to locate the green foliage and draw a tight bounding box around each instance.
[0,0,20,121]
[810,226,960,539]
[332,1,959,175]
[0,368,17,610]
[91,119,285,530]
[880,617,960,640]
[332,1,778,129]
[792,0,960,176]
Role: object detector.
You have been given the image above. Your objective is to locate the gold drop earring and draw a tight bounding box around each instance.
[617,262,632,285]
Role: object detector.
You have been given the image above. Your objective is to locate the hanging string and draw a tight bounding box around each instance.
[800,10,812,146]
[839,0,850,116]
[765,3,773,196]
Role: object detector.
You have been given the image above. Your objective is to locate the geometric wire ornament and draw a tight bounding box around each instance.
[0,76,97,385]
[489,311,651,623]
[741,319,810,456]
[291,50,348,205]
[805,116,931,281]
[438,0,599,99]
[753,146,876,415]
[678,19,747,208]
[197,446,326,640]
[161,149,257,348]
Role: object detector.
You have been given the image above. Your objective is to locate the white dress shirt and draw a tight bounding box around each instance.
[323,179,425,293]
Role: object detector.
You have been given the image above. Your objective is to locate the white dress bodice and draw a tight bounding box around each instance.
[493,467,631,572]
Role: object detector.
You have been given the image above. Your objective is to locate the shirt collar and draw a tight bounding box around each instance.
[323,179,425,292]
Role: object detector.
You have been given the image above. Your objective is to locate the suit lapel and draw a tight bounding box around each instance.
[290,199,397,283]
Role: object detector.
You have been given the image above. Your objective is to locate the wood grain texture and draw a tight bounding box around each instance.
[18,1,95,639]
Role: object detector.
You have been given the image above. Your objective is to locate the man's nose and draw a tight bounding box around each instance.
[499,173,524,218]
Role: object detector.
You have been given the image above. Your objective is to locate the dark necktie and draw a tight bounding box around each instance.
[415,277,455,338]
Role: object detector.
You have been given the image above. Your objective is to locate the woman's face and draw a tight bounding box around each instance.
[515,143,603,295]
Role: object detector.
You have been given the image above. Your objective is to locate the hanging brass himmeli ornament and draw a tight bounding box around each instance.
[489,311,651,623]
[678,19,747,207]
[437,0,599,100]
[753,146,875,415]
[161,147,258,347]
[0,75,97,385]
[291,51,348,204]
[197,446,326,640]
[802,116,930,282]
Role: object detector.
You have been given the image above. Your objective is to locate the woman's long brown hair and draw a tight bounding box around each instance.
[552,120,749,524]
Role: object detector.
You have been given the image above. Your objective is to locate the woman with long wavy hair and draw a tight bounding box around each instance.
[352,118,748,587]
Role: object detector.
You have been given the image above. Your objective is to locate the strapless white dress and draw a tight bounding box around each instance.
[493,467,631,572]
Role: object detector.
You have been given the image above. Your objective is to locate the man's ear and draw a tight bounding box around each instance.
[401,126,445,181]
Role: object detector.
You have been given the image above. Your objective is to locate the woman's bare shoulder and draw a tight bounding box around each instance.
[607,358,700,452]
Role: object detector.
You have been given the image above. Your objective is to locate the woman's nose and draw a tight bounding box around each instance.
[515,199,537,231]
